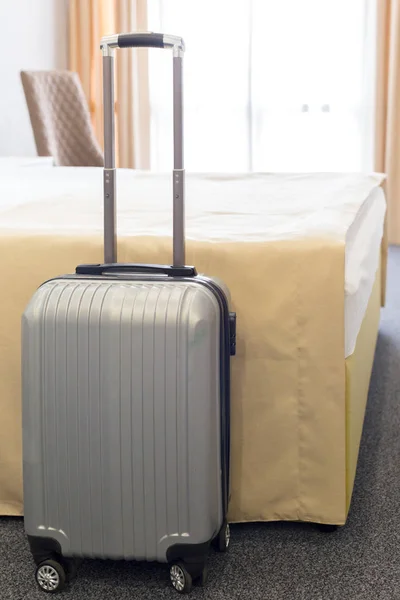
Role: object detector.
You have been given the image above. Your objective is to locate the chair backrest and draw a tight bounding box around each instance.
[20,70,104,167]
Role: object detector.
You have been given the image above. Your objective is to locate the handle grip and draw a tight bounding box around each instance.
[101,32,185,52]
[76,263,197,277]
[118,32,164,49]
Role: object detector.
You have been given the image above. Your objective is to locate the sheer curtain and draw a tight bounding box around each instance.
[147,0,376,172]
[69,0,149,168]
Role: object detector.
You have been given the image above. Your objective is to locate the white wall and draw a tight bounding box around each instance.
[0,0,69,156]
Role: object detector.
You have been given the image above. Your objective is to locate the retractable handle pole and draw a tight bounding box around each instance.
[100,32,186,266]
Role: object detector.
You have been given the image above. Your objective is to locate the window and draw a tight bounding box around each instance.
[147,0,376,172]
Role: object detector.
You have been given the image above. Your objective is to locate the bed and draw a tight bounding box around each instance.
[0,166,386,525]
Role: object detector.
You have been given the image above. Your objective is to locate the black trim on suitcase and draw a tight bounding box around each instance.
[195,276,233,519]
[166,540,210,567]
[27,535,63,566]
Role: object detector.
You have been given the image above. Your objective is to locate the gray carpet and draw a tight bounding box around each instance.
[1,247,400,600]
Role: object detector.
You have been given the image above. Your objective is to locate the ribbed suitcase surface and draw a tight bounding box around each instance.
[22,278,223,562]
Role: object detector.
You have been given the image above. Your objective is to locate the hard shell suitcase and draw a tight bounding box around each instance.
[22,32,236,594]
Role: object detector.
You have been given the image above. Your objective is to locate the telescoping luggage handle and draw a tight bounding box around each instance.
[100,32,185,266]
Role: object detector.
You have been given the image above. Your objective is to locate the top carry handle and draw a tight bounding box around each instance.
[100,32,185,265]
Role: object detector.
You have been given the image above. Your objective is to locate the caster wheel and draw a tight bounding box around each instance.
[198,565,208,587]
[170,562,193,594]
[317,524,340,533]
[35,559,66,593]
[62,557,79,582]
[214,521,230,552]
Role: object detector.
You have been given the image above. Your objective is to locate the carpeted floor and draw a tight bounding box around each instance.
[1,247,399,600]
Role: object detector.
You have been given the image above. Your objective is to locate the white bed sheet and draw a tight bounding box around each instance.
[0,167,385,357]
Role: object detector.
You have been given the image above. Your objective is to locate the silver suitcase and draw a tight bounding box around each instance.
[22,32,235,594]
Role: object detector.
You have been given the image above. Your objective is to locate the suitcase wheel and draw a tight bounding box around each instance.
[62,557,81,582]
[198,565,208,587]
[170,562,193,594]
[213,521,230,553]
[35,559,66,593]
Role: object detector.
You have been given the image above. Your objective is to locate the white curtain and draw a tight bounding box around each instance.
[147,0,376,173]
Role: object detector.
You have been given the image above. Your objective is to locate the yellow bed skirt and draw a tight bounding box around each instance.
[0,239,382,525]
[228,264,381,525]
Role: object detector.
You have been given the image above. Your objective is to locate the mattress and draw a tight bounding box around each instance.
[0,167,385,357]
